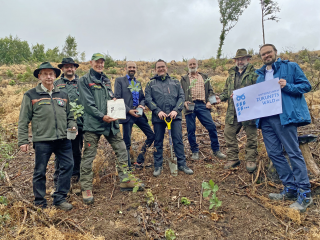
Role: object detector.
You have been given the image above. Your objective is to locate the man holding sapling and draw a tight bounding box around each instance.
[145,59,193,177]
[114,61,155,169]
[53,58,83,189]
[181,58,226,161]
[18,62,76,211]
[256,44,312,212]
[78,53,144,205]
[219,49,258,173]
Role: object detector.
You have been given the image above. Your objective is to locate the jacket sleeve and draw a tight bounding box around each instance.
[281,63,312,96]
[173,81,185,113]
[66,95,77,129]
[18,94,33,146]
[145,81,162,115]
[79,76,105,120]
[219,77,230,102]
[114,78,131,113]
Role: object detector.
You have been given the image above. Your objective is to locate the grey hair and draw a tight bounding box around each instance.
[187,58,198,65]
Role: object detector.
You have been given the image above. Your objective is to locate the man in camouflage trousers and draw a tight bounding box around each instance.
[78,53,144,204]
[219,49,258,173]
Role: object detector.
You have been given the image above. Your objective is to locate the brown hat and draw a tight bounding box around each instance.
[233,49,252,59]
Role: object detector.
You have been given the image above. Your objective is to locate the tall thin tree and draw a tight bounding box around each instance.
[217,0,251,59]
[260,0,280,44]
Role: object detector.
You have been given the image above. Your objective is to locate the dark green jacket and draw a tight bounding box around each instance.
[54,74,83,128]
[180,72,215,115]
[78,68,120,136]
[18,83,77,146]
[145,74,185,123]
[219,64,258,125]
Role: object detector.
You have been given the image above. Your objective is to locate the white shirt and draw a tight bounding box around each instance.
[265,68,274,81]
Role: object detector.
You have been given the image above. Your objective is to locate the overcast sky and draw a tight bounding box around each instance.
[1,0,319,61]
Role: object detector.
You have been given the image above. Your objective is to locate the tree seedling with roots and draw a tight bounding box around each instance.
[69,100,84,120]
[121,164,140,193]
[127,80,141,92]
[202,180,222,210]
[180,197,191,205]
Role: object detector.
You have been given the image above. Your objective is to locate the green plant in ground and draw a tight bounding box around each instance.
[106,68,117,74]
[127,80,141,93]
[121,164,140,193]
[104,54,116,69]
[180,197,191,205]
[202,180,222,210]
[6,70,14,78]
[145,189,155,206]
[0,213,10,226]
[0,196,8,206]
[69,100,84,120]
[165,229,176,240]
[8,80,15,86]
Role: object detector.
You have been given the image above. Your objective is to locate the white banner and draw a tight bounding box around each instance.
[232,78,282,122]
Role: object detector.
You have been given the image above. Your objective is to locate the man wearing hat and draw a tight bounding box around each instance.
[53,58,83,188]
[219,49,258,172]
[78,53,145,204]
[18,62,77,210]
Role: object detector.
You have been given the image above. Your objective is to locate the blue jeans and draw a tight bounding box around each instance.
[122,115,155,164]
[153,120,186,168]
[261,115,310,190]
[185,101,220,153]
[33,139,73,207]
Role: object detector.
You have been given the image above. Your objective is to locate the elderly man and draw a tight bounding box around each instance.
[181,58,226,160]
[53,58,83,187]
[18,62,76,211]
[256,44,312,212]
[78,53,144,204]
[219,49,258,173]
[114,61,155,169]
[145,59,193,177]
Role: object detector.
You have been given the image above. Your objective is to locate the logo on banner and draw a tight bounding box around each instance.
[235,94,249,116]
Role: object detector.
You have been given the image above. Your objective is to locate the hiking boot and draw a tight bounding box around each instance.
[82,190,94,205]
[55,201,73,211]
[246,161,257,173]
[153,167,163,177]
[178,165,194,175]
[120,179,145,192]
[191,152,199,160]
[224,160,240,169]
[289,189,313,213]
[213,150,227,159]
[134,162,152,170]
[269,186,297,200]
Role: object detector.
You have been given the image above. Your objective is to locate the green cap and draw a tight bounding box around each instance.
[91,53,105,61]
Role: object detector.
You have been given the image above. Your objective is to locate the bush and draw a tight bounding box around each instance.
[106,68,117,74]
[8,80,15,86]
[18,66,35,82]
[6,70,14,78]
[104,54,116,69]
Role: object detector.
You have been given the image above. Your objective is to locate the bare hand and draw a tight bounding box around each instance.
[158,111,167,120]
[71,126,78,136]
[129,109,140,118]
[20,144,29,152]
[103,115,118,123]
[113,98,117,101]
[278,79,287,88]
[230,93,234,98]
[215,95,221,104]
[168,111,178,119]
[184,101,191,110]
[138,105,145,110]
[206,102,212,109]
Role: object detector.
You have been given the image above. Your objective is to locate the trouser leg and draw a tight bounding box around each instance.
[122,118,134,167]
[153,122,166,168]
[224,121,242,161]
[71,128,84,179]
[185,112,198,153]
[243,124,258,162]
[171,120,186,167]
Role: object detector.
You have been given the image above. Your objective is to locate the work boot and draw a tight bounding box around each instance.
[191,152,199,160]
[120,179,145,192]
[178,165,194,175]
[153,167,163,177]
[55,201,73,211]
[134,162,152,170]
[213,150,227,159]
[224,160,240,169]
[269,186,297,200]
[289,189,313,213]
[82,190,94,205]
[246,161,257,173]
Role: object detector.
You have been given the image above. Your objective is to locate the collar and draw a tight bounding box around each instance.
[188,71,199,78]
[126,74,136,81]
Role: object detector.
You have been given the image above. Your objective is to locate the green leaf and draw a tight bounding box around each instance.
[212,184,219,192]
[203,190,211,198]
[202,182,210,190]
[122,178,129,182]
[133,186,139,193]
[209,203,214,210]
[216,200,222,208]
[209,179,215,189]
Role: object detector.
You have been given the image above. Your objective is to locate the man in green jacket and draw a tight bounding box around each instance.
[78,53,144,204]
[18,62,77,211]
[219,49,258,173]
[181,58,226,160]
[53,58,83,187]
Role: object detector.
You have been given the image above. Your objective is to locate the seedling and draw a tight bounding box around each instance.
[180,197,191,205]
[145,189,155,206]
[69,100,84,120]
[121,164,140,193]
[165,229,176,240]
[202,180,222,210]
[127,80,141,93]
[0,196,8,206]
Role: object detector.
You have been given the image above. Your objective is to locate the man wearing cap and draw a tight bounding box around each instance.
[78,53,145,204]
[219,49,258,173]
[18,62,76,210]
[53,58,83,188]
[181,58,226,161]
[114,61,155,169]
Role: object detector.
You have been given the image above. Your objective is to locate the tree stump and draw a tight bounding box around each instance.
[299,143,320,177]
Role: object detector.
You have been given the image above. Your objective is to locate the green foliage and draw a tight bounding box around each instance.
[106,68,117,74]
[32,43,46,62]
[6,70,14,78]
[8,80,15,86]
[69,101,84,120]
[80,52,86,62]
[0,196,8,206]
[104,54,116,69]
[180,197,191,205]
[127,80,141,92]
[217,0,250,59]
[188,78,198,89]
[62,35,78,59]
[46,46,62,62]
[17,66,35,82]
[145,189,155,206]
[260,0,280,22]
[314,59,320,71]
[202,180,222,210]
[165,229,176,240]
[0,213,10,226]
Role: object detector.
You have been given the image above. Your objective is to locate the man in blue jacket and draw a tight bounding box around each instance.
[256,44,312,212]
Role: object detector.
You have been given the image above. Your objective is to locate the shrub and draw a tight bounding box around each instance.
[6,70,14,78]
[104,54,116,69]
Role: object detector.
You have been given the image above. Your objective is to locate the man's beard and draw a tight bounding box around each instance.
[128,71,135,78]
[264,55,277,66]
[237,63,248,70]
[65,71,75,78]
[189,67,197,73]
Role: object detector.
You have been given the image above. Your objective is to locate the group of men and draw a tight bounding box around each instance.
[18,43,313,213]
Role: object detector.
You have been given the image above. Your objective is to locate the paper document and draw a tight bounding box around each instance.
[232,78,282,122]
[107,99,126,119]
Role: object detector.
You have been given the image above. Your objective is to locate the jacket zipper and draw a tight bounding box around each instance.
[50,94,59,139]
